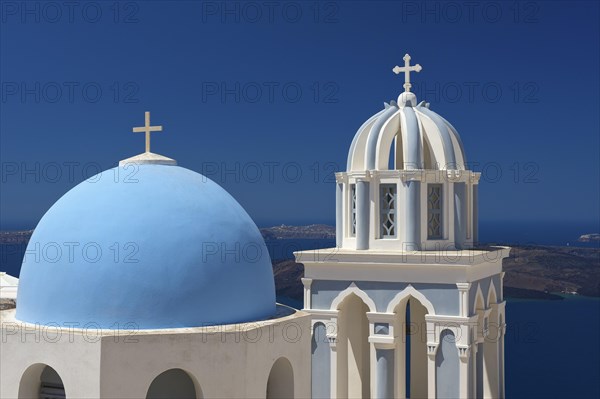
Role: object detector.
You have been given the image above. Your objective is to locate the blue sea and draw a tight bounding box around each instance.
[1,223,599,398]
[503,296,600,398]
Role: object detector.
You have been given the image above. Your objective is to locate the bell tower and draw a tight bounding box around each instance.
[297,54,509,399]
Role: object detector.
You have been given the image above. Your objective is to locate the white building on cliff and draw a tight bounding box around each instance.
[0,55,507,399]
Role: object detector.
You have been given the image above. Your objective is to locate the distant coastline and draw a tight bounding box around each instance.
[0,230,33,245]
[1,226,598,301]
[579,233,600,242]
[260,224,336,240]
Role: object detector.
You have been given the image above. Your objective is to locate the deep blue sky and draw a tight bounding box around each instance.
[1,1,598,230]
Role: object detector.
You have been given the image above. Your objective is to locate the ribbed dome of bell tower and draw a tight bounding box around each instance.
[336,54,480,251]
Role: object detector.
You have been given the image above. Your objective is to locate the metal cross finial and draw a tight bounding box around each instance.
[392,53,422,92]
[132,111,163,153]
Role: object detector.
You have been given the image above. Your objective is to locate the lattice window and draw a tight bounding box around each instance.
[350,184,357,237]
[427,184,443,239]
[380,184,397,237]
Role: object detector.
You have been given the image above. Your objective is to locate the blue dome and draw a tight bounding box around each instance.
[16,165,276,329]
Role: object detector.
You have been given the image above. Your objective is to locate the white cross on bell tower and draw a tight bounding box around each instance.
[392,53,422,92]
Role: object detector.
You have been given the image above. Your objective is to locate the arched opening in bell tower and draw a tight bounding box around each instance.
[337,293,371,398]
[483,284,500,397]
[393,297,430,398]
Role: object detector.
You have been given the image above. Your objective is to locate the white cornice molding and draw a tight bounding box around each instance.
[369,336,396,348]
[425,314,477,324]
[297,248,508,284]
[446,169,463,181]
[469,172,482,184]
[306,309,338,317]
[334,172,347,183]
[302,262,503,284]
[336,169,479,184]
[295,246,510,266]
[456,282,472,291]
[366,312,396,323]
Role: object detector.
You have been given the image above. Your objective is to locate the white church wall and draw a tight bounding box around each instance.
[0,308,310,399]
[0,309,102,398]
[98,310,311,399]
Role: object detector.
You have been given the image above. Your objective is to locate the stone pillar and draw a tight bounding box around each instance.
[454,182,467,249]
[427,344,438,398]
[476,342,484,398]
[375,347,395,399]
[472,184,479,245]
[311,321,332,398]
[356,179,370,250]
[456,283,471,318]
[499,330,505,399]
[499,306,506,399]
[458,345,472,398]
[405,179,421,250]
[478,308,492,398]
[396,345,406,399]
[336,182,343,248]
[301,278,313,310]
[484,303,501,398]
[499,275,506,398]
[410,303,428,399]
[329,335,338,398]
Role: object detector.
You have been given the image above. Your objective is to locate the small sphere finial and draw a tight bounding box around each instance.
[398,91,417,107]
